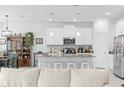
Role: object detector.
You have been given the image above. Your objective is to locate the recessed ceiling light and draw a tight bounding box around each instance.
[49,32,53,36]
[49,18,52,22]
[73,19,77,22]
[77,32,80,36]
[106,12,110,16]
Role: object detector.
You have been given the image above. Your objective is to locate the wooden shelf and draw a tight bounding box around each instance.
[7,36,31,67]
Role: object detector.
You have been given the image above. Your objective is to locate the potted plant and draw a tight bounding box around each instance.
[23,32,34,66]
[25,32,34,48]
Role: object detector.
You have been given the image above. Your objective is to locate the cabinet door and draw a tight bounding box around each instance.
[76,28,85,45]
[46,28,63,45]
[76,28,92,45]
[63,25,76,37]
[84,28,92,45]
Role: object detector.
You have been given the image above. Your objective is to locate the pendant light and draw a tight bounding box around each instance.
[1,15,12,37]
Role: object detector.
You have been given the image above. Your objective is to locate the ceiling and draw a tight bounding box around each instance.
[0,5,124,23]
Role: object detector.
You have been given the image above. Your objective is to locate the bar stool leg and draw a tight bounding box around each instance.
[67,63,75,69]
[39,63,47,69]
[54,63,62,69]
[81,62,90,69]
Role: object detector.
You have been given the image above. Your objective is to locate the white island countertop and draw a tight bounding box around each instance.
[35,53,95,68]
[36,53,95,57]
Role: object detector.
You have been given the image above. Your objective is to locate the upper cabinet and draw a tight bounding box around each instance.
[46,28,64,45]
[46,26,93,45]
[76,28,93,45]
[63,25,76,37]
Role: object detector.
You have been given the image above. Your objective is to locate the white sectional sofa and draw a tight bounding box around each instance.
[0,68,109,87]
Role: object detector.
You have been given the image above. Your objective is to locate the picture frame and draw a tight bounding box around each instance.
[36,38,43,44]
[0,38,6,45]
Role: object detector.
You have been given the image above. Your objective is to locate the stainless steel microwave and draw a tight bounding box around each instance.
[63,38,75,45]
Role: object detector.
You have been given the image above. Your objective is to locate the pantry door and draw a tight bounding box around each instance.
[94,32,109,69]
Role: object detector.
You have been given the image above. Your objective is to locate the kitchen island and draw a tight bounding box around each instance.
[34,53,95,69]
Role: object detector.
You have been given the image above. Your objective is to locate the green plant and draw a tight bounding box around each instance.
[25,32,34,47]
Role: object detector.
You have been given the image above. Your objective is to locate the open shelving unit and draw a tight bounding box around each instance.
[7,36,31,67]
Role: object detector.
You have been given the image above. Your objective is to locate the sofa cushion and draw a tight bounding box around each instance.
[0,68,40,87]
[70,69,109,87]
[38,69,70,87]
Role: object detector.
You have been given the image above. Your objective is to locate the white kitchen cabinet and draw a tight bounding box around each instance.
[63,25,76,37]
[46,26,92,45]
[76,28,92,45]
[46,28,63,45]
[76,28,85,45]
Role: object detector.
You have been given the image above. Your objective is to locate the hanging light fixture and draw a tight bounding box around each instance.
[1,15,12,37]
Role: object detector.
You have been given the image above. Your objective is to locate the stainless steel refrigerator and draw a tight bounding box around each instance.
[113,35,124,79]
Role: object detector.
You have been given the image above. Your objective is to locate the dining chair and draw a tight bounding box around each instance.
[8,52,18,68]
[0,60,5,67]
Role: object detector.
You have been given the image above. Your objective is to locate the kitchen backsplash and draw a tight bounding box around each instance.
[47,45,93,56]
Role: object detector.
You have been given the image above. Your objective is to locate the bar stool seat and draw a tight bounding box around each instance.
[46,63,52,69]
[67,62,76,69]
[81,61,90,69]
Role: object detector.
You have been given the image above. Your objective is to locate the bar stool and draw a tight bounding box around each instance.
[67,62,76,69]
[54,63,63,69]
[46,63,51,69]
[81,61,90,69]
[38,63,47,69]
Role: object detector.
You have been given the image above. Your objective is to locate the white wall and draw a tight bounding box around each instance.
[93,19,115,51]
[108,21,115,51]
[93,19,110,51]
[115,19,124,36]
[93,19,109,33]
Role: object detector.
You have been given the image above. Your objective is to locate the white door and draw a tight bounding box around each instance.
[94,32,109,68]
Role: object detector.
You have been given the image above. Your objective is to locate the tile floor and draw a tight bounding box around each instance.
[105,71,124,87]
